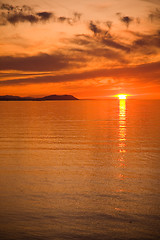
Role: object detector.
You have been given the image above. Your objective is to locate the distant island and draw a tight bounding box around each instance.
[0,94,78,101]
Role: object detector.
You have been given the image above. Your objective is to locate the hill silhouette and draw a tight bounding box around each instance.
[0,94,78,101]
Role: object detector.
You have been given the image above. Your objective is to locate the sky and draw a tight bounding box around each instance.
[0,0,160,99]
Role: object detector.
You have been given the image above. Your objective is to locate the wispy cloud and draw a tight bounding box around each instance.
[89,21,103,35]
[69,33,129,64]
[148,8,160,22]
[0,61,159,86]
[75,24,130,53]
[0,3,81,26]
[116,13,134,28]
[0,3,53,25]
[131,30,160,55]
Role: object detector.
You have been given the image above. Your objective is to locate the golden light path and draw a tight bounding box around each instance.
[115,96,127,212]
[119,99,126,142]
[117,98,127,188]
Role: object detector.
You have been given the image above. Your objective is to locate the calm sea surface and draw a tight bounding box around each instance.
[0,100,160,240]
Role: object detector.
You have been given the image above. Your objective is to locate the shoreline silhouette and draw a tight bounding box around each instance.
[0,94,78,101]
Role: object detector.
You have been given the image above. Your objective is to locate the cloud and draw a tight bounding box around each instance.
[132,30,160,53]
[73,12,82,21]
[7,13,39,24]
[57,16,75,25]
[0,61,159,86]
[0,52,85,71]
[0,72,45,80]
[148,8,160,22]
[89,21,112,39]
[0,3,53,25]
[0,3,81,26]
[101,38,130,52]
[72,28,160,59]
[89,21,102,35]
[120,16,134,28]
[37,12,53,21]
[57,12,81,25]
[88,21,112,37]
[71,35,92,46]
[69,34,129,63]
[116,13,134,28]
[72,31,130,53]
[76,47,128,63]
[0,3,33,12]
[0,3,14,10]
[105,21,112,30]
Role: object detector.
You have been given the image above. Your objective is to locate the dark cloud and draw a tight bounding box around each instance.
[22,5,33,12]
[148,8,160,22]
[73,12,82,21]
[120,16,134,28]
[37,12,53,21]
[71,47,128,63]
[71,37,92,46]
[101,38,130,52]
[0,43,127,74]
[0,61,159,86]
[88,21,113,40]
[72,32,130,53]
[0,3,81,26]
[89,21,102,35]
[69,34,129,63]
[57,16,67,23]
[0,3,53,25]
[0,3,33,12]
[116,13,134,28]
[57,16,74,25]
[52,11,81,25]
[73,29,160,57]
[0,3,14,10]
[132,30,160,52]
[105,21,112,30]
[7,13,39,24]
[0,52,84,71]
[0,72,45,80]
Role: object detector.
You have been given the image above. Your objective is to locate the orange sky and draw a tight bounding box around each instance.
[0,0,160,99]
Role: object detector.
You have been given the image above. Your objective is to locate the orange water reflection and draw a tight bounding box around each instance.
[116,99,127,199]
[119,99,126,143]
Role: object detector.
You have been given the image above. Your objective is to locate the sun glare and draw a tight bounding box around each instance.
[118,94,127,100]
[113,94,129,99]
[113,94,132,99]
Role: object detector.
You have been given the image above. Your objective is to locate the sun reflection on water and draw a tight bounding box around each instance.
[118,99,126,162]
[116,99,127,204]
[119,99,126,143]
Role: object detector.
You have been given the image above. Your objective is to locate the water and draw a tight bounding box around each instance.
[0,100,160,240]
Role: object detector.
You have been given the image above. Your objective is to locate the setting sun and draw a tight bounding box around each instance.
[118,94,127,100]
[114,94,128,99]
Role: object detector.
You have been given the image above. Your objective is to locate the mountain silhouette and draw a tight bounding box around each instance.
[0,94,78,101]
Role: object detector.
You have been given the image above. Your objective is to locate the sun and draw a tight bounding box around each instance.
[118,94,127,100]
[114,94,128,99]
[113,94,131,99]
